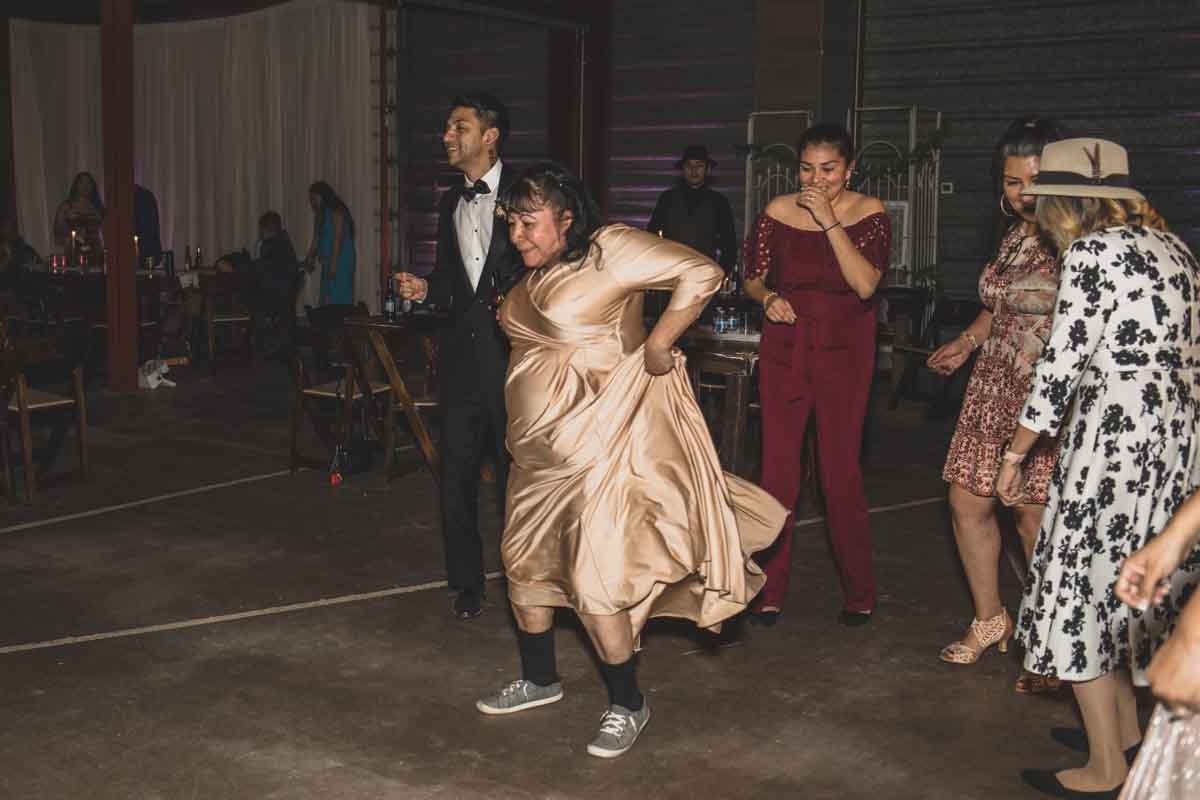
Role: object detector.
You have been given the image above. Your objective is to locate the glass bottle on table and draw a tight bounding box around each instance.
[384,284,397,321]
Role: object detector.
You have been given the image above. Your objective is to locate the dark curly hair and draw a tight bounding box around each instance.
[992,116,1069,247]
[797,123,855,163]
[498,161,605,265]
[995,115,1069,167]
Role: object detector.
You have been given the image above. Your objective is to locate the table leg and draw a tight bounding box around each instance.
[721,372,749,477]
[367,329,440,485]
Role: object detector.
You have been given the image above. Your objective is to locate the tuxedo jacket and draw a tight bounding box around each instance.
[424,164,523,399]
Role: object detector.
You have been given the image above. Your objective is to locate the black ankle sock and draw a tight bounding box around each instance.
[516,629,558,687]
[598,656,643,711]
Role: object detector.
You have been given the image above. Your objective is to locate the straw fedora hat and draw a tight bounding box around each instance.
[1024,137,1144,201]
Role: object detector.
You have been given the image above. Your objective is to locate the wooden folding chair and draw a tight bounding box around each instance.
[290,306,391,473]
[381,332,440,477]
[200,272,256,373]
[4,335,88,503]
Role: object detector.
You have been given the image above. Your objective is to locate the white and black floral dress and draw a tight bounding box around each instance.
[1015,225,1200,684]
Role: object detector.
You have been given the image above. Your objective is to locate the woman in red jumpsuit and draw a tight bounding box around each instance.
[742,123,891,626]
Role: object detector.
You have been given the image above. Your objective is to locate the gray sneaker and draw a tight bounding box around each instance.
[475,679,564,716]
[586,702,651,758]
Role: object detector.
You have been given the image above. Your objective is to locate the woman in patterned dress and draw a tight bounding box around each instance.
[996,138,1200,798]
[927,118,1066,692]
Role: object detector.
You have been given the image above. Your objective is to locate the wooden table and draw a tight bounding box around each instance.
[680,327,760,478]
[343,313,444,485]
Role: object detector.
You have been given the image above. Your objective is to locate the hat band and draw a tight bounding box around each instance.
[1035,171,1133,188]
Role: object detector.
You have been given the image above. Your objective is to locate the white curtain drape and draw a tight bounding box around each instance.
[10,0,377,310]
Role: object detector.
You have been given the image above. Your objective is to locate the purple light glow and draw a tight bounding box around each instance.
[613,90,748,103]
[610,122,740,133]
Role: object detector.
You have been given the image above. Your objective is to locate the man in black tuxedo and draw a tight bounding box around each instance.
[395,92,521,620]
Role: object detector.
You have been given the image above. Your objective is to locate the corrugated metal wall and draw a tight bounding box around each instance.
[400,8,548,276]
[862,0,1200,298]
[608,0,754,239]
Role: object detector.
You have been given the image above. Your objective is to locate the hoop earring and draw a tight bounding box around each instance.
[999,194,1014,217]
[845,172,853,188]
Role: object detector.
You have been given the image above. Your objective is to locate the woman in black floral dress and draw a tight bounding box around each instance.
[996,138,1200,798]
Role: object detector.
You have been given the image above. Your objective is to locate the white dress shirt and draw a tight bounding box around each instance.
[454,159,503,292]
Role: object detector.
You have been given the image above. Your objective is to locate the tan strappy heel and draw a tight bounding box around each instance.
[939,609,1013,665]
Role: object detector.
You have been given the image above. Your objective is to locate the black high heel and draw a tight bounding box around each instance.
[837,609,872,627]
[1020,769,1122,799]
[1049,727,1142,764]
[748,607,781,627]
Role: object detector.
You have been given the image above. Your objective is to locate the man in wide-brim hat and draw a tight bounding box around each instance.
[647,144,737,274]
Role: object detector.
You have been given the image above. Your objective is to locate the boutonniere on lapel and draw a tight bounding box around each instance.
[488,265,507,317]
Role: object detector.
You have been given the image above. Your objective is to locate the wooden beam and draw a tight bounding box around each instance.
[547,29,579,171]
[545,2,610,213]
[101,0,137,391]
[0,17,15,221]
[579,3,611,215]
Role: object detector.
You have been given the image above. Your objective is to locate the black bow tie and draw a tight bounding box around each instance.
[462,179,491,201]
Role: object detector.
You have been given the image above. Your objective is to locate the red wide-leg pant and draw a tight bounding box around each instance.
[755,323,876,613]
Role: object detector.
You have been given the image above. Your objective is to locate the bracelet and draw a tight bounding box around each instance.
[962,332,979,350]
[1002,448,1028,465]
[822,220,842,233]
[762,291,779,310]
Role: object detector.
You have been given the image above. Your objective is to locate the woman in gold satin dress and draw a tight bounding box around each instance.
[474,162,786,759]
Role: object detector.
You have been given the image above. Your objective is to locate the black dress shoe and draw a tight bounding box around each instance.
[1021,769,1122,799]
[1049,727,1142,764]
[837,610,872,627]
[453,589,483,620]
[748,610,781,627]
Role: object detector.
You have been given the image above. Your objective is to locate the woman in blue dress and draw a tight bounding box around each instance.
[305,181,355,306]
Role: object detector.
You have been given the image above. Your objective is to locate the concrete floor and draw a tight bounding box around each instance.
[0,361,1114,799]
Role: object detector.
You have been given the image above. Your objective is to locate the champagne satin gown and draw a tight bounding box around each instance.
[498,225,787,637]
[1121,705,1200,800]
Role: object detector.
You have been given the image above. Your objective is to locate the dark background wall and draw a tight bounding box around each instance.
[0,17,13,220]
[862,0,1200,298]
[398,8,549,275]
[6,0,1196,293]
[607,0,754,237]
[607,0,860,244]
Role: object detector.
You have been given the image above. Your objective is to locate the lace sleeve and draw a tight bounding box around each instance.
[742,214,776,282]
[850,212,891,275]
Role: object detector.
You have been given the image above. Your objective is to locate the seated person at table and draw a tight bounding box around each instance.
[53,172,105,261]
[253,211,300,351]
[134,184,163,265]
[214,250,252,274]
[254,212,299,304]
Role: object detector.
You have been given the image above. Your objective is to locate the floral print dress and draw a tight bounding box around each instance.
[1015,226,1200,683]
[943,226,1061,503]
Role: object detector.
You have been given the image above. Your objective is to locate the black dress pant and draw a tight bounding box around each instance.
[440,372,509,593]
